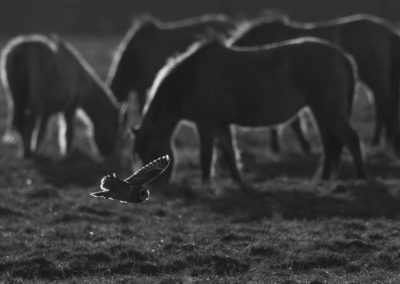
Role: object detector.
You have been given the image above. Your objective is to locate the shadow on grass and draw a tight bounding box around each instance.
[0,244,250,280]
[155,178,400,222]
[242,149,400,180]
[33,150,111,187]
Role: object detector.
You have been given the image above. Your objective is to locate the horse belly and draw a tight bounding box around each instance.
[229,79,307,126]
[41,85,77,113]
[233,96,306,127]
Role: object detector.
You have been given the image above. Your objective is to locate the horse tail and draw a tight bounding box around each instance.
[393,33,400,91]
[0,41,28,144]
[342,50,359,116]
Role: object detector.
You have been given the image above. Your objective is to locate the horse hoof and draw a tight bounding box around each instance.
[203,181,224,196]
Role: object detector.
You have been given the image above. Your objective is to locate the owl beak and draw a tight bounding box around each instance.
[139,188,150,202]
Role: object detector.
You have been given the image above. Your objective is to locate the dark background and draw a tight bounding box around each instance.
[2,0,399,35]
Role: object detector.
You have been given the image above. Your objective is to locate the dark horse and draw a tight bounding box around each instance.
[107,14,234,108]
[1,35,131,164]
[108,14,311,154]
[133,37,366,185]
[230,13,400,154]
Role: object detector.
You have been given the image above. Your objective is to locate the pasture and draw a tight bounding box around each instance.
[1,35,400,283]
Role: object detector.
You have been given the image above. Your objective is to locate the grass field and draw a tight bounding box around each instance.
[1,35,400,283]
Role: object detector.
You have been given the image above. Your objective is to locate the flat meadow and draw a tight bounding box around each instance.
[1,35,400,283]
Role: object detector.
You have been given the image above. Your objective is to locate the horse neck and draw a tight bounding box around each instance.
[57,41,121,125]
[142,95,181,141]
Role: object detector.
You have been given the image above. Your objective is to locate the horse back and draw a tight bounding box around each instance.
[323,19,395,77]
[183,40,355,126]
[145,20,232,69]
[3,41,56,110]
[234,16,397,84]
[3,38,82,114]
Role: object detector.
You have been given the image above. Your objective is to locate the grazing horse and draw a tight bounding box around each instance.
[230,13,400,154]
[108,14,310,154]
[0,35,131,164]
[107,14,234,109]
[133,37,366,185]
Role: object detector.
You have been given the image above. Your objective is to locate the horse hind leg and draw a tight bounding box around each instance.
[312,120,342,180]
[385,76,400,156]
[313,108,365,179]
[333,123,365,179]
[366,77,397,149]
[289,116,311,154]
[269,116,311,154]
[216,125,244,184]
[196,122,217,184]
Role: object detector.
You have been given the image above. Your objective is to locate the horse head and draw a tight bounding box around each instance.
[130,123,174,183]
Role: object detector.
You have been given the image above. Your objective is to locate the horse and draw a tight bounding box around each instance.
[230,13,400,155]
[132,37,366,185]
[108,14,311,154]
[107,14,235,109]
[0,34,132,168]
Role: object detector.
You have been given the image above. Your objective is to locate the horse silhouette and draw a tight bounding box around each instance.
[109,14,311,154]
[231,13,400,155]
[1,34,131,165]
[107,14,234,108]
[133,37,366,185]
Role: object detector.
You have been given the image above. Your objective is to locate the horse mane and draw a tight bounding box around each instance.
[161,14,230,29]
[283,13,400,34]
[55,36,120,107]
[107,13,232,84]
[144,34,227,114]
[227,15,290,46]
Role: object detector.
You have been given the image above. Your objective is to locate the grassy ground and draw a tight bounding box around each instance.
[1,35,400,283]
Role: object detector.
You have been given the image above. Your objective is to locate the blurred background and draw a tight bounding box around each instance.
[1,0,399,35]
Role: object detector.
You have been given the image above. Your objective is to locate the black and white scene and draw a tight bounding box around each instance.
[1,0,400,283]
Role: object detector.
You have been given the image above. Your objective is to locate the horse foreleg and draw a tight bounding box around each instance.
[217,125,244,184]
[63,108,76,155]
[21,112,36,158]
[290,117,311,154]
[321,128,342,180]
[34,113,50,154]
[196,122,216,184]
[334,124,365,179]
[385,80,400,156]
[368,80,392,148]
[311,108,345,180]
[269,128,281,153]
[372,118,383,146]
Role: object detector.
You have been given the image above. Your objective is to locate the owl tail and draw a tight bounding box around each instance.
[90,190,110,198]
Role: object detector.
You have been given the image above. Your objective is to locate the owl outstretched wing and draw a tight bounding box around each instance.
[124,155,170,186]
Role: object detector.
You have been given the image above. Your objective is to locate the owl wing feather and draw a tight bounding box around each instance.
[124,155,170,186]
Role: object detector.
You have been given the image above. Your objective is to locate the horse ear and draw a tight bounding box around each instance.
[119,102,129,125]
